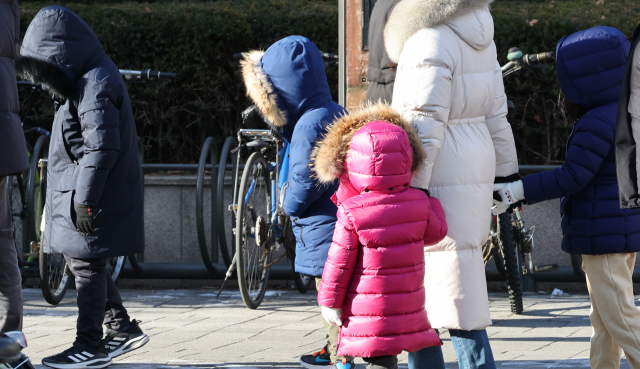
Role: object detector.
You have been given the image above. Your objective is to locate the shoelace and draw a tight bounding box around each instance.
[312,347,326,357]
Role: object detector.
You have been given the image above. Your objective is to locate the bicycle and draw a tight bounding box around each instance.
[483,48,558,315]
[11,68,176,304]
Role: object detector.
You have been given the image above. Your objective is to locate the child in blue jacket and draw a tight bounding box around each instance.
[241,36,349,368]
[494,27,640,368]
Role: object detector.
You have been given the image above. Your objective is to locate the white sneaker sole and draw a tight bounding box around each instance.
[42,357,112,369]
[108,334,149,358]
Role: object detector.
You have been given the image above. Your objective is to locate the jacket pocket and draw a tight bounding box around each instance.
[50,189,76,231]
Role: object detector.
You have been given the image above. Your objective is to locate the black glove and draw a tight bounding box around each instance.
[75,203,94,235]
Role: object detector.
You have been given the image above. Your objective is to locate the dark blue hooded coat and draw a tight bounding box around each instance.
[522,26,640,255]
[241,36,345,276]
[17,6,144,258]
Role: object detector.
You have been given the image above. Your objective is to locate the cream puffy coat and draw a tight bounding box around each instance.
[386,0,519,330]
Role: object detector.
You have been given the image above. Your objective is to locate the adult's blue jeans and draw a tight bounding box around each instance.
[408,329,496,369]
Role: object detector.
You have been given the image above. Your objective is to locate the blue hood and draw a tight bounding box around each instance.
[20,6,104,82]
[556,26,629,110]
[242,36,333,141]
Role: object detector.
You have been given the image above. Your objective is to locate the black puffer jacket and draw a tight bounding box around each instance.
[365,0,400,104]
[17,6,144,258]
[0,0,28,176]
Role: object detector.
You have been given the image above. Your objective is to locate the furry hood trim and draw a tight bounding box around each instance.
[16,55,76,100]
[311,103,426,184]
[384,0,494,62]
[240,50,288,128]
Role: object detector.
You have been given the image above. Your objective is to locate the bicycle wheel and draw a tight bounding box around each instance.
[497,212,523,314]
[39,249,71,305]
[196,137,219,275]
[235,152,272,309]
[106,256,126,285]
[217,136,238,268]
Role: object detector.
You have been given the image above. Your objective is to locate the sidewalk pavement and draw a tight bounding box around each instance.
[20,287,632,368]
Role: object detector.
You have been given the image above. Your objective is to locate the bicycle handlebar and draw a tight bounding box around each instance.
[23,127,51,137]
[521,51,555,66]
[119,69,177,81]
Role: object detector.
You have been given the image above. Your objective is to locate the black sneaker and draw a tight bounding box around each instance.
[41,340,111,369]
[300,346,332,369]
[104,320,149,358]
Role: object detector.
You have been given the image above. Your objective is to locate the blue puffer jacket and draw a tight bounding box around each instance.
[522,26,640,255]
[241,36,345,276]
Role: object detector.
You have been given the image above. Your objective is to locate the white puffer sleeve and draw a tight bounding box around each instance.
[485,60,519,178]
[392,29,453,189]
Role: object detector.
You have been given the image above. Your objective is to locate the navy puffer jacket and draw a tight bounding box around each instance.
[17,6,144,258]
[522,26,640,255]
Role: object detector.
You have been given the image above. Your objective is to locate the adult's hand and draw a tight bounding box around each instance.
[75,203,93,235]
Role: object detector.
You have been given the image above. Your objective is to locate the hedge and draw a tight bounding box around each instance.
[18,0,339,163]
[16,0,640,165]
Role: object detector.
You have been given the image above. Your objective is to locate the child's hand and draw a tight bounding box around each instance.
[321,306,342,326]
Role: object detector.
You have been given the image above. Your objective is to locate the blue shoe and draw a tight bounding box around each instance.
[300,346,332,369]
[331,359,355,369]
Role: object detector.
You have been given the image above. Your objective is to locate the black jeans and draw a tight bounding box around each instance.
[363,355,398,369]
[65,256,130,348]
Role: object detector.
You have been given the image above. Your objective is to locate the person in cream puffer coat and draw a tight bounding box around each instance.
[385,0,519,368]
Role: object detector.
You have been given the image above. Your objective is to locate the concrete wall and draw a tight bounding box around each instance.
[128,174,638,291]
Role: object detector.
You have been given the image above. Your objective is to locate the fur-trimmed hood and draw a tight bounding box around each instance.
[312,103,425,188]
[16,6,104,100]
[240,36,333,141]
[384,0,494,63]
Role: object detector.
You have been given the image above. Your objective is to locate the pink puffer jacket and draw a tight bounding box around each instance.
[312,104,447,358]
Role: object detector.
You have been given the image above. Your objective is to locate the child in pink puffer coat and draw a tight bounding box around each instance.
[312,104,447,369]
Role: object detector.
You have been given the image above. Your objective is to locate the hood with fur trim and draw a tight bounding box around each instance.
[16,6,104,100]
[312,103,425,188]
[384,0,494,63]
[241,36,333,141]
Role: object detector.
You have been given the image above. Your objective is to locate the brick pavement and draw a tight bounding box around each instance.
[18,288,634,368]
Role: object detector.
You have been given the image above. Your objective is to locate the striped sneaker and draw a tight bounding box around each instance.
[104,320,149,359]
[41,340,111,368]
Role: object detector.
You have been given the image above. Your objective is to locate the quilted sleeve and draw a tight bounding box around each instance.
[284,120,331,217]
[392,30,452,189]
[424,196,448,246]
[486,60,519,179]
[75,84,121,206]
[522,115,614,204]
[317,207,359,309]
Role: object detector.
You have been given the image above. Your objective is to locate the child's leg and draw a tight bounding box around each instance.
[315,277,353,364]
[362,356,398,369]
[583,253,640,369]
[448,329,496,369]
